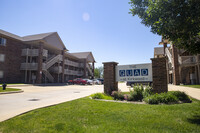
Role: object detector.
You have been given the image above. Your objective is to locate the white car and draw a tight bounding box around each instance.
[93,79,101,85]
[83,79,93,85]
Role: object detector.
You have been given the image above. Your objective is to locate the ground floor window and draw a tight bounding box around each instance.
[0,71,4,78]
[0,54,5,62]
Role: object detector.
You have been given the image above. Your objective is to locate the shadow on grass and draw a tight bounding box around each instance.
[187,115,200,125]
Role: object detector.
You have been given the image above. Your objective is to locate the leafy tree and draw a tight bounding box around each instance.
[94,66,104,78]
[129,0,200,54]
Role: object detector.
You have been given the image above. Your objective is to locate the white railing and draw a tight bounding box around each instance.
[165,48,172,63]
[43,70,54,83]
[21,49,48,57]
[178,56,196,65]
[51,66,62,74]
[20,63,46,70]
[64,59,82,67]
[64,69,84,76]
[45,55,63,69]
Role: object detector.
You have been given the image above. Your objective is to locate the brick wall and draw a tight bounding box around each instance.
[151,57,168,93]
[103,62,118,95]
[0,36,26,83]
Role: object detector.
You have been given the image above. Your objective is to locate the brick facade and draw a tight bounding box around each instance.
[151,57,168,93]
[103,62,118,95]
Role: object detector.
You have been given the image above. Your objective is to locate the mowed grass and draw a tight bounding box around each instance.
[0,97,200,133]
[181,85,200,89]
[0,87,21,92]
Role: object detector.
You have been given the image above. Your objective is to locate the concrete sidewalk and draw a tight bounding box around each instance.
[0,85,103,122]
[168,84,200,100]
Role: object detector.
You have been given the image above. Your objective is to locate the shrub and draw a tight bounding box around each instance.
[143,85,153,98]
[144,93,179,104]
[111,91,124,100]
[91,93,113,100]
[129,85,144,101]
[169,91,192,103]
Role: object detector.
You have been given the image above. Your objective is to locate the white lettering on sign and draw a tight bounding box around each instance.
[116,63,152,82]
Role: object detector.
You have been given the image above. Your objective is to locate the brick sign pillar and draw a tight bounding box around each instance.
[151,57,168,93]
[103,62,118,95]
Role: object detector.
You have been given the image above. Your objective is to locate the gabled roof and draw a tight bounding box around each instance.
[71,52,96,62]
[154,47,164,55]
[22,32,55,41]
[0,29,22,40]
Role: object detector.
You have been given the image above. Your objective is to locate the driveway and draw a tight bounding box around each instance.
[0,84,103,122]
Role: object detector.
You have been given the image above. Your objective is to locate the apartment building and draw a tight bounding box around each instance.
[154,38,200,85]
[0,29,95,84]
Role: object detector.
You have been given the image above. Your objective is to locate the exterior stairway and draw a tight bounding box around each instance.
[42,54,63,83]
[86,63,93,76]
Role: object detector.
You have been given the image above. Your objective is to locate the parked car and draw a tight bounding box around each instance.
[83,79,93,85]
[97,78,104,84]
[68,78,87,85]
[93,79,102,85]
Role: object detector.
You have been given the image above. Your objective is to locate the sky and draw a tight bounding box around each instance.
[0,0,162,67]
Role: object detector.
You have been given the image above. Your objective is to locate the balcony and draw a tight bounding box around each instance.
[50,66,63,74]
[21,49,48,57]
[64,69,83,76]
[64,59,83,68]
[20,63,46,70]
[178,55,198,66]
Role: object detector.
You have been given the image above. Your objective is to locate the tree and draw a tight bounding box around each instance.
[129,0,200,54]
[94,66,104,78]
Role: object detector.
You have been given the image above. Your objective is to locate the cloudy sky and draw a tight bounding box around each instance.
[1,0,162,67]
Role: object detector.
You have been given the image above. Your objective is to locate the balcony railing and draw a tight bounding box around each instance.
[20,63,46,70]
[21,49,48,57]
[178,56,197,65]
[50,66,63,74]
[64,69,84,76]
[64,59,83,68]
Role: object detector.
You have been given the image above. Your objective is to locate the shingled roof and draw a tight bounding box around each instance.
[71,52,96,62]
[154,47,164,55]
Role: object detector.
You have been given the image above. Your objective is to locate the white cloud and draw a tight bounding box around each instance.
[82,12,90,22]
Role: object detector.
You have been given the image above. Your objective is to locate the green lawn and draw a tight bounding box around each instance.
[0,97,199,133]
[0,87,21,92]
[181,85,200,89]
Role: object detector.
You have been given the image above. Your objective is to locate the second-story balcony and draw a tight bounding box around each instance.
[178,55,200,66]
[64,59,83,68]
[21,49,48,57]
[50,66,63,74]
[20,63,46,70]
[64,69,84,76]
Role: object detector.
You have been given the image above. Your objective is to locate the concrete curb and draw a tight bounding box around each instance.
[0,90,24,95]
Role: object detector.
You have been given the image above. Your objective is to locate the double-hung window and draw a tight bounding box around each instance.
[0,38,6,46]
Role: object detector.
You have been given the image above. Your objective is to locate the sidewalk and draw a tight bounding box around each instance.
[168,84,200,100]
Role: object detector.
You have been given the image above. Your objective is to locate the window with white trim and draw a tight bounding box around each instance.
[0,38,6,46]
[0,71,3,78]
[0,54,5,62]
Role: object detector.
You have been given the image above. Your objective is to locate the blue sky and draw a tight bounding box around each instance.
[1,0,162,67]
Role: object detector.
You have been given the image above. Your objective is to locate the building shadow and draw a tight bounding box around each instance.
[187,115,200,125]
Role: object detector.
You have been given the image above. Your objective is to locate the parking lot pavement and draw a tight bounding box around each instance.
[0,84,103,122]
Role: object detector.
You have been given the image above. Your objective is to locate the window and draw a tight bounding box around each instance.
[0,54,5,62]
[0,38,6,46]
[0,71,3,78]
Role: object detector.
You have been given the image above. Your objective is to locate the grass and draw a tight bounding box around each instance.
[181,85,200,89]
[0,97,200,133]
[0,87,21,92]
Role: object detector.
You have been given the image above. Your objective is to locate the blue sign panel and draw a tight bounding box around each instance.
[141,69,148,76]
[126,70,133,76]
[134,69,140,76]
[119,70,125,77]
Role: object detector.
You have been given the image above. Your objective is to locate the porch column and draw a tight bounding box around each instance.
[62,49,65,83]
[172,45,180,85]
[92,62,95,79]
[36,42,43,84]
[83,59,87,78]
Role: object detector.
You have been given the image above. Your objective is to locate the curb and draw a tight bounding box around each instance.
[0,90,24,95]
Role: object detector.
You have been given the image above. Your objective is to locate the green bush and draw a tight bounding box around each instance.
[111,91,124,100]
[91,93,113,100]
[129,85,144,101]
[143,85,153,98]
[169,91,192,103]
[144,93,179,104]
